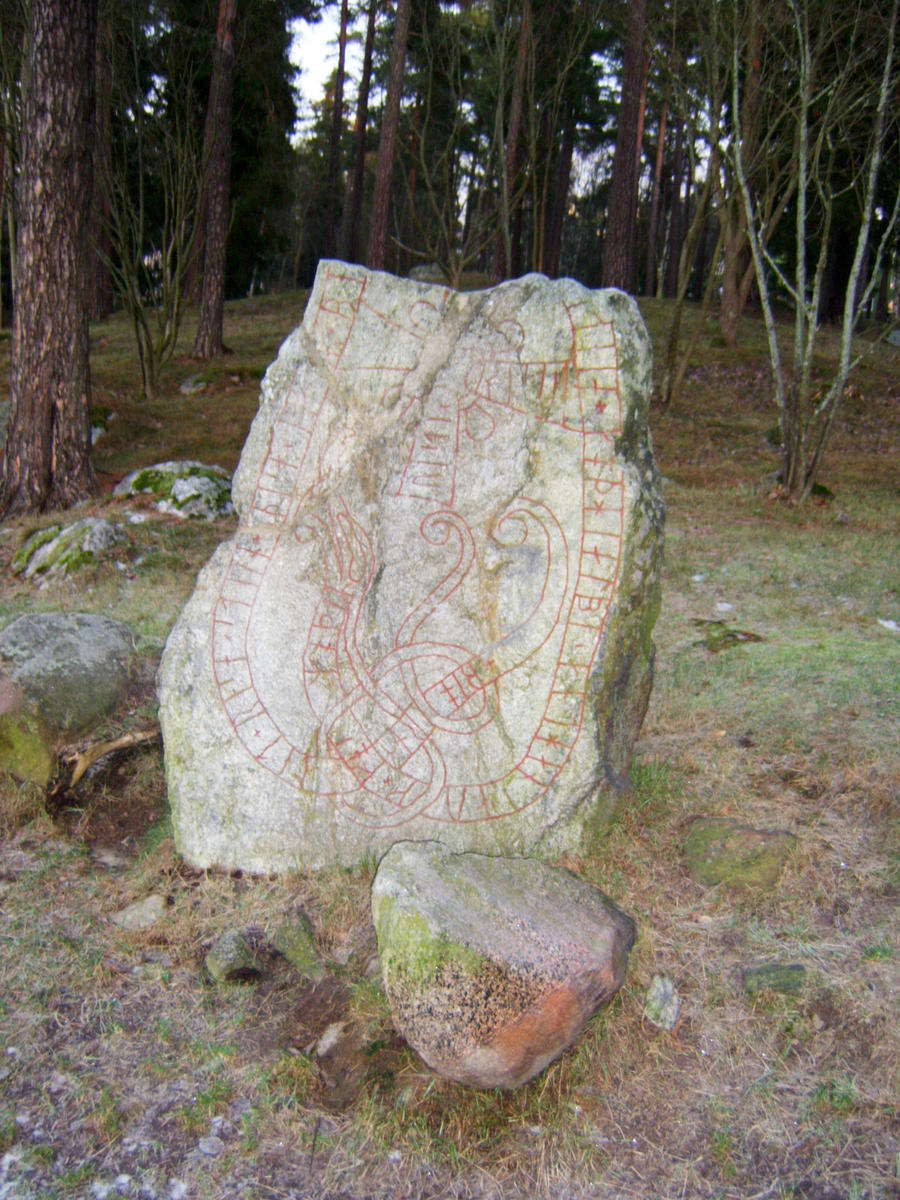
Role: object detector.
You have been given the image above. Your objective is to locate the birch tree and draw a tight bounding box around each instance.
[732,0,900,501]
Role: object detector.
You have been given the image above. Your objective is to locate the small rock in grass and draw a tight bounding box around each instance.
[683,817,796,891]
[11,518,122,580]
[271,911,324,982]
[643,974,680,1030]
[315,1021,346,1057]
[204,930,261,984]
[111,894,167,931]
[742,962,808,996]
[197,1135,224,1157]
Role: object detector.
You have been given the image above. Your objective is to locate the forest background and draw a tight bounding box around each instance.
[0,0,898,517]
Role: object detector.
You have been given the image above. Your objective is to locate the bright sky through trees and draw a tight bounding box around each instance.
[290,10,364,137]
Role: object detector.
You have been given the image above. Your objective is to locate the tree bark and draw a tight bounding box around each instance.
[663,114,685,298]
[323,0,349,260]
[340,0,378,263]
[544,108,575,278]
[0,0,98,518]
[643,94,668,295]
[367,0,411,271]
[193,0,238,359]
[88,12,114,322]
[601,0,647,291]
[491,0,531,283]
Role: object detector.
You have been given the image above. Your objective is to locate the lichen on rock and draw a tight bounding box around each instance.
[11,518,122,580]
[372,840,636,1088]
[115,461,233,520]
[159,262,664,872]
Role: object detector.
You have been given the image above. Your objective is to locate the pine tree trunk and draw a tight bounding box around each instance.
[193,0,237,359]
[491,0,531,283]
[0,0,97,518]
[88,14,114,322]
[544,110,575,279]
[663,116,685,298]
[367,0,411,272]
[601,0,647,291]
[340,0,377,263]
[644,95,668,295]
[324,0,349,260]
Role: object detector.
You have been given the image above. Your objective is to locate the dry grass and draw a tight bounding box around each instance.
[0,295,898,1199]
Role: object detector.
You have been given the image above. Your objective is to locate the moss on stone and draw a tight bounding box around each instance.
[742,963,808,996]
[374,896,487,988]
[683,818,797,890]
[272,912,324,982]
[0,710,54,786]
[10,526,61,575]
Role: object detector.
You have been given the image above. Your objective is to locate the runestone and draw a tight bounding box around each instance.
[159,262,664,871]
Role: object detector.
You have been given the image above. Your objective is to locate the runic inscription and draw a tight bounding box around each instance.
[159,262,663,871]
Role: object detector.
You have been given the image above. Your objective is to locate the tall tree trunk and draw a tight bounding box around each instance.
[193,0,238,359]
[491,0,531,283]
[544,108,575,278]
[0,0,97,518]
[719,7,760,344]
[323,0,349,260]
[367,0,411,272]
[663,115,685,298]
[0,131,6,328]
[875,250,892,322]
[340,0,377,263]
[88,12,113,322]
[601,0,647,291]
[644,94,668,295]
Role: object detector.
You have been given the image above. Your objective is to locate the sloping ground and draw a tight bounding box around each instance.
[0,296,897,1199]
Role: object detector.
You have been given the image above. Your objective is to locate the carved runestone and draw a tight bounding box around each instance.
[158,262,665,872]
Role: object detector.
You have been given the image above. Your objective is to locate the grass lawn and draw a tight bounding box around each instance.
[0,289,897,1200]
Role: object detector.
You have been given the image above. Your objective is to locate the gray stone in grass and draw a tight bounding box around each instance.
[0,612,133,732]
[682,817,797,891]
[10,517,122,579]
[115,460,233,520]
[204,930,261,983]
[271,911,325,982]
[372,839,636,1089]
[111,893,167,931]
[0,613,134,784]
[742,962,808,996]
[179,375,208,395]
[643,974,680,1030]
[160,262,664,872]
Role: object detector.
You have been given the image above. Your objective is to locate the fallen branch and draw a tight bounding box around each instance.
[52,724,161,795]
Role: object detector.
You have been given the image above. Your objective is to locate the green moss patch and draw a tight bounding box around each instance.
[683,817,797,890]
[373,897,487,988]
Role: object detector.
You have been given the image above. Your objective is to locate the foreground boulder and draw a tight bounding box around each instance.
[372,841,636,1089]
[160,261,664,871]
[0,613,134,784]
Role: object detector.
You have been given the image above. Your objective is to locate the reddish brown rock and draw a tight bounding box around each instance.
[371,840,636,1089]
